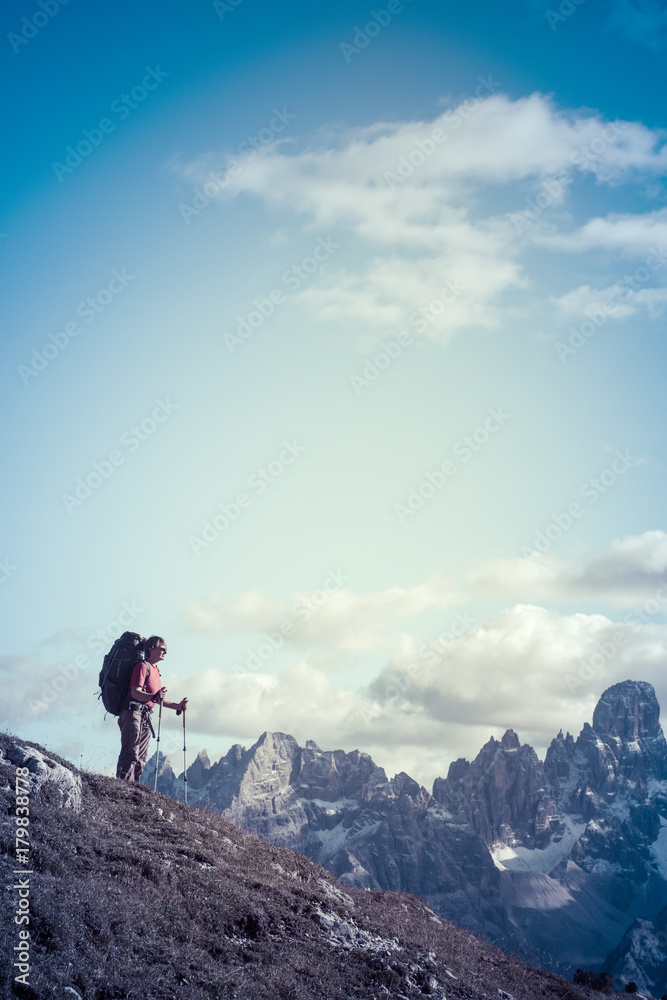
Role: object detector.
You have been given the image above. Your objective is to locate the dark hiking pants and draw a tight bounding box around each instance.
[116,704,153,782]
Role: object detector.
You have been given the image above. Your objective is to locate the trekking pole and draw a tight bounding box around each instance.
[182,708,187,805]
[153,699,163,792]
[177,706,187,805]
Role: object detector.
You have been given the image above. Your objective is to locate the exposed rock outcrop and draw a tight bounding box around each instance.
[2,741,82,810]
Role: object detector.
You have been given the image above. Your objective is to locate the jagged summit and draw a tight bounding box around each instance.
[593,679,663,741]
[188,748,211,790]
[500,729,521,749]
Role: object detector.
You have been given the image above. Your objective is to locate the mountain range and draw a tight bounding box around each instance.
[147,679,667,997]
[0,731,607,1000]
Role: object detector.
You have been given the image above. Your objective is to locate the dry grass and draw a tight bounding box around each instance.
[0,734,630,1000]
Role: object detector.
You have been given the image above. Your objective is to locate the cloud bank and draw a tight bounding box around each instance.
[176,93,667,347]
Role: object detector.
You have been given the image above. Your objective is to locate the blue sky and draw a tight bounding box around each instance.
[2,0,667,785]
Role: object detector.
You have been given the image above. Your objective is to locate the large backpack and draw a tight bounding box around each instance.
[98,631,150,715]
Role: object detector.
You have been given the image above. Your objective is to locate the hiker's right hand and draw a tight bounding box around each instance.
[156,687,167,702]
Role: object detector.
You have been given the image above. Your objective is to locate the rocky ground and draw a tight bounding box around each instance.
[0,732,638,1000]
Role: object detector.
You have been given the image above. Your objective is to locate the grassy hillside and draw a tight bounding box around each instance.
[0,734,620,999]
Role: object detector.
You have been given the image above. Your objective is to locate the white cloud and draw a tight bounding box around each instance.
[176,93,667,345]
[193,94,666,206]
[0,650,90,722]
[298,252,523,344]
[166,603,667,787]
[627,286,667,317]
[578,530,667,597]
[177,662,356,742]
[470,530,667,605]
[183,590,284,635]
[549,283,639,321]
[470,551,575,597]
[367,603,667,756]
[183,577,460,652]
[169,534,667,785]
[538,208,667,256]
[550,281,667,324]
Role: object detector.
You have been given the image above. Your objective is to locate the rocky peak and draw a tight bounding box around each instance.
[571,683,667,801]
[435,729,556,849]
[299,743,388,804]
[501,729,521,750]
[543,730,577,799]
[187,749,212,790]
[593,680,662,742]
[143,749,176,794]
[444,757,470,783]
[233,732,301,813]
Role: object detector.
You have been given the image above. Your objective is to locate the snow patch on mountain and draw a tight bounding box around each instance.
[312,819,383,857]
[492,816,586,873]
[299,796,359,813]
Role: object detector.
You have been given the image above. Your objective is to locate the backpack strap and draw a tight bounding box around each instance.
[122,660,152,712]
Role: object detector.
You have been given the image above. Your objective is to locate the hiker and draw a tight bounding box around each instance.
[115,635,188,782]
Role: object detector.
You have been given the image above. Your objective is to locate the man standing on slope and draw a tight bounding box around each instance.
[116,635,188,782]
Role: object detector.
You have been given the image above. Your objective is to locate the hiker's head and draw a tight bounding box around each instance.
[145,636,167,664]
